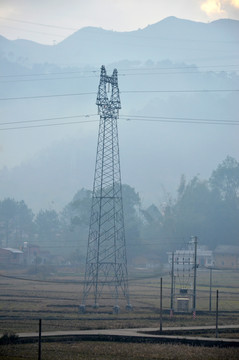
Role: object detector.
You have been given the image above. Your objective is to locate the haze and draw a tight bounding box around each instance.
[0,1,238,211]
[1,0,239,44]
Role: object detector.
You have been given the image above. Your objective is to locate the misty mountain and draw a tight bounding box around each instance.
[0,17,238,67]
[0,17,238,211]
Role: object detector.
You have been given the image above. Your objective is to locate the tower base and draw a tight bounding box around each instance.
[126,303,133,311]
[79,304,86,314]
[113,305,120,314]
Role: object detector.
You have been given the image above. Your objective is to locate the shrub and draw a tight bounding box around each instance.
[0,331,19,344]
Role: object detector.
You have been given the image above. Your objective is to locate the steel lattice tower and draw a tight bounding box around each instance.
[79,66,131,313]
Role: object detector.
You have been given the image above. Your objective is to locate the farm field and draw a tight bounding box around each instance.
[0,266,239,359]
[0,266,238,332]
[1,341,239,360]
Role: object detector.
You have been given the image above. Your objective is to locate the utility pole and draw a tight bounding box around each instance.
[160,277,163,332]
[192,236,198,317]
[170,252,174,316]
[209,267,212,312]
[216,289,219,338]
[38,319,41,360]
[79,66,131,313]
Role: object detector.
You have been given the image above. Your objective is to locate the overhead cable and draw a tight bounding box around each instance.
[0,88,238,101]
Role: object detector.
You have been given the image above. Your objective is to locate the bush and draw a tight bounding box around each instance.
[0,331,19,344]
[27,264,56,278]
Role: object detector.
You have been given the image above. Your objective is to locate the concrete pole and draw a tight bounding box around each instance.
[216,290,219,338]
[160,277,163,333]
[38,319,42,360]
[209,267,212,312]
[170,252,174,316]
[192,236,198,315]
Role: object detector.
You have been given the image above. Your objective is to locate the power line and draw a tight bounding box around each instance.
[0,70,99,79]
[122,114,238,122]
[0,75,99,83]
[1,114,238,131]
[0,92,96,101]
[2,69,239,84]
[1,16,239,45]
[120,70,239,78]
[119,64,239,72]
[0,119,98,131]
[120,115,239,126]
[1,115,238,129]
[0,16,78,31]
[0,24,68,38]
[123,89,239,94]
[0,113,97,126]
[1,64,238,80]
[0,89,238,101]
[1,270,239,286]
[0,272,168,285]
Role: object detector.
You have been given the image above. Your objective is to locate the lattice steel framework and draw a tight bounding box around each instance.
[79,66,131,313]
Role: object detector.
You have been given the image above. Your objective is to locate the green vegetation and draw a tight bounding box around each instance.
[0,268,238,359]
[0,267,238,333]
[0,331,18,345]
[1,342,239,360]
[0,156,239,264]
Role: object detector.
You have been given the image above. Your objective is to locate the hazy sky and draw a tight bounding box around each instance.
[0,0,239,44]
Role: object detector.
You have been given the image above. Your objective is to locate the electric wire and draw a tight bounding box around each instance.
[1,16,239,45]
[0,113,97,126]
[120,115,239,126]
[0,16,78,31]
[0,88,238,102]
[118,64,239,72]
[0,74,99,83]
[2,69,239,83]
[0,119,98,131]
[0,92,96,101]
[0,70,99,79]
[0,24,68,38]
[1,64,238,79]
[122,89,239,94]
[1,271,239,286]
[0,113,237,127]
[0,112,238,131]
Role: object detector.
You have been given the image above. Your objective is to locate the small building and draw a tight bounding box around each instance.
[0,248,24,265]
[214,245,239,269]
[22,242,41,265]
[177,297,190,312]
[168,245,214,269]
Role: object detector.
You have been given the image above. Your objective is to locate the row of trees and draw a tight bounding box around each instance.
[0,156,238,262]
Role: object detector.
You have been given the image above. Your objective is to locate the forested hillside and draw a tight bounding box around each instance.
[0,17,238,211]
[1,156,238,261]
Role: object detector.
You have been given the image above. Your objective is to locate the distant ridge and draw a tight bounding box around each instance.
[0,17,238,67]
[0,17,238,211]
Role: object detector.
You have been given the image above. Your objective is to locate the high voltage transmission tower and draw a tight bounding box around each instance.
[79,66,132,314]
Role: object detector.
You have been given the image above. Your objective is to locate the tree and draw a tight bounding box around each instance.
[159,158,239,251]
[35,209,61,249]
[121,184,143,260]
[65,188,92,228]
[0,198,17,247]
[172,176,214,246]
[60,188,92,256]
[209,156,239,246]
[62,185,143,261]
[209,156,239,202]
[15,200,34,244]
[0,198,34,248]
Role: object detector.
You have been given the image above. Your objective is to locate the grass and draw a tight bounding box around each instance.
[0,274,237,326]
[0,266,239,359]
[1,341,239,360]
